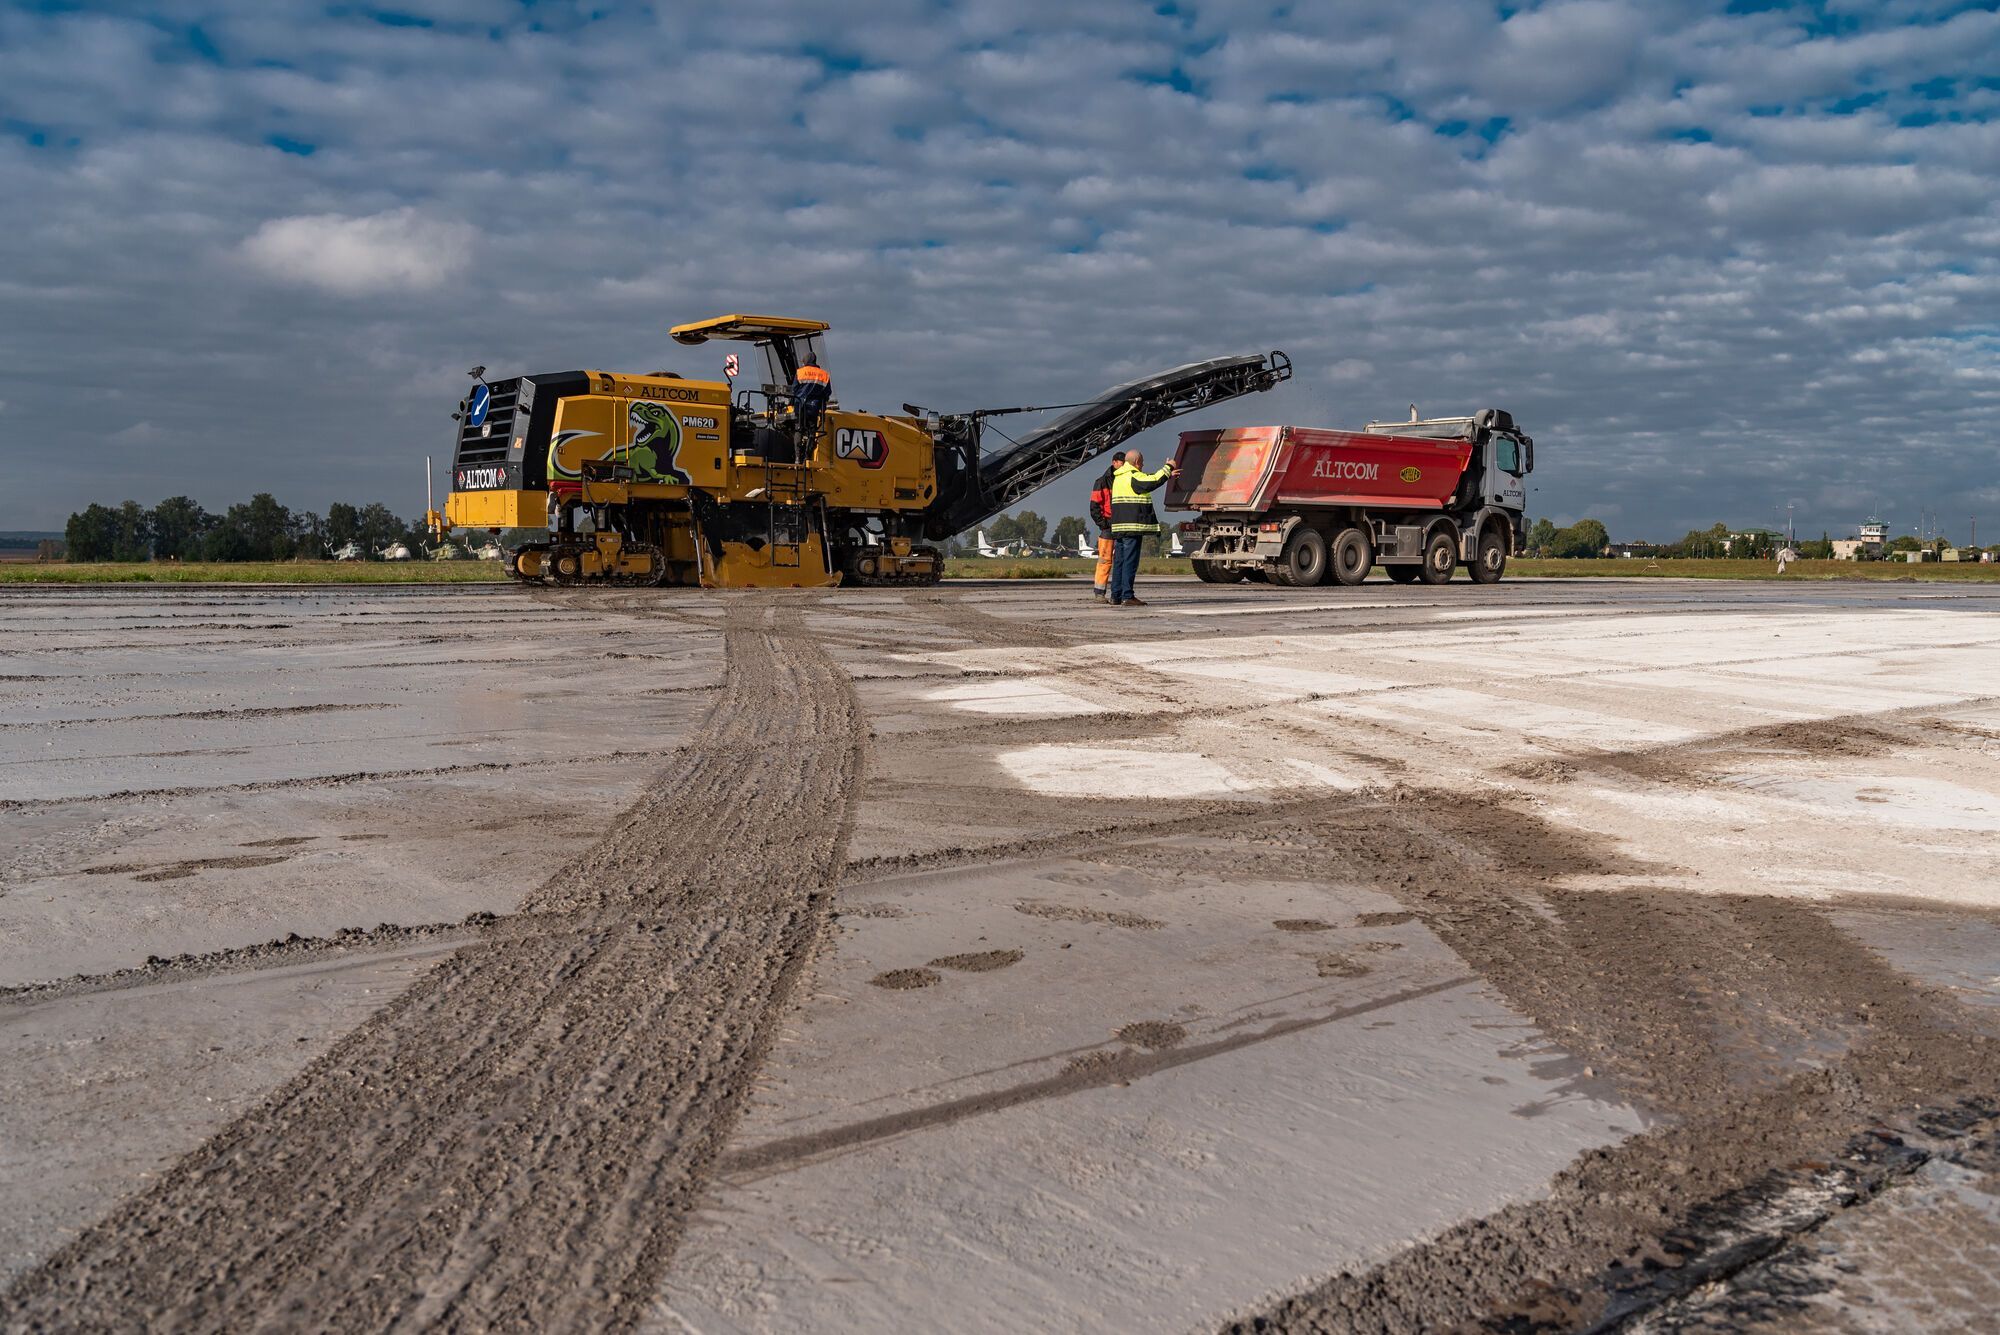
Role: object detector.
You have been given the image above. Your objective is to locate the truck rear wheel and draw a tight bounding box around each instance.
[1330,527,1372,586]
[1468,526,1507,584]
[1270,527,1328,587]
[1192,558,1245,584]
[1418,529,1457,585]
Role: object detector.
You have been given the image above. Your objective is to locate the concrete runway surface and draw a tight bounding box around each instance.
[2,577,1997,1332]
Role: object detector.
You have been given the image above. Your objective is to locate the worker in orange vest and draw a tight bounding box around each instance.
[793,354,832,448]
[1088,452,1125,600]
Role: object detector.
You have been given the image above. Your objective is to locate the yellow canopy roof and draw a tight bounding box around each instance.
[669,314,830,345]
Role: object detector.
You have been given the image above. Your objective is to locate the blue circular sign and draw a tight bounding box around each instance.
[467,383,491,428]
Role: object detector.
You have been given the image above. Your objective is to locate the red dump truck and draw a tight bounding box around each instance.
[1165,408,1534,586]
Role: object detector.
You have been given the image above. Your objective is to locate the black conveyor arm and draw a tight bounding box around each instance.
[925,350,1290,540]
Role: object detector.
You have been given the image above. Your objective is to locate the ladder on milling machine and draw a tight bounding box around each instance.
[765,455,813,570]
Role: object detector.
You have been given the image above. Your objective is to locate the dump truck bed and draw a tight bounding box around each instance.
[1166,426,1474,513]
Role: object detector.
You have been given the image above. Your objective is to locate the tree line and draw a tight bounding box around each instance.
[64,496,428,563]
[1523,517,1612,558]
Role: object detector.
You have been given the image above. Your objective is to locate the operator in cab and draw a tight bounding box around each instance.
[792,354,832,448]
[1107,448,1177,607]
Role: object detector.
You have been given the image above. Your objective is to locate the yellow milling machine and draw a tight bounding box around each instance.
[434,314,1291,588]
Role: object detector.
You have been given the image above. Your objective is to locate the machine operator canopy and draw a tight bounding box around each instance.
[669,314,830,345]
[670,315,830,390]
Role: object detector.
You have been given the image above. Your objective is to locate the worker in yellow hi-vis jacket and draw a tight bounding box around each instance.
[1107,448,1176,607]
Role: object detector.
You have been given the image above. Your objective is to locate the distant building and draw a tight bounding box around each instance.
[1723,528,1781,555]
[1834,517,1890,560]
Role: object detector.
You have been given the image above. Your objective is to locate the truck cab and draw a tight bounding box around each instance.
[1475,421,1531,517]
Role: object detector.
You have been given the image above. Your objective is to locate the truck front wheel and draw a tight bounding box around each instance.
[1468,526,1508,584]
[1330,527,1373,586]
[1418,529,1457,585]
[1271,527,1328,587]
[1192,558,1245,584]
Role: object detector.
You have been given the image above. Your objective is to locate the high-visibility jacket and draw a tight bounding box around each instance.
[795,364,831,387]
[1088,466,1117,533]
[1109,462,1171,534]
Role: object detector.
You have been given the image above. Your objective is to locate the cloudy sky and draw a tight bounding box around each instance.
[4,1,1997,541]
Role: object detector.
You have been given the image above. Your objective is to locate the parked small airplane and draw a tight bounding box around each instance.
[328,540,366,561]
[1077,533,1094,556]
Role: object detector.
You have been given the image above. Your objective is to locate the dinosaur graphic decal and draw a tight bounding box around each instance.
[626,402,690,484]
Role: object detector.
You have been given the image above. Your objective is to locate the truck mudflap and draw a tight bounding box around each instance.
[1184,516,1298,566]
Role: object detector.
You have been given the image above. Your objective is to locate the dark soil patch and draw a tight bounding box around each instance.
[1014,901,1162,930]
[929,949,1024,973]
[1274,918,1334,933]
[1116,1020,1188,1050]
[134,854,291,882]
[1061,1050,1130,1077]
[870,968,942,991]
[837,902,908,919]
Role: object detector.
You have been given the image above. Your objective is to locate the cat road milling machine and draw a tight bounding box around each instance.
[435,314,1290,588]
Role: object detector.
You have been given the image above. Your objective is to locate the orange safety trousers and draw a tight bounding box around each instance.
[1094,536,1114,588]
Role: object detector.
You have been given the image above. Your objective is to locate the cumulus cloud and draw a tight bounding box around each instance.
[238,209,476,296]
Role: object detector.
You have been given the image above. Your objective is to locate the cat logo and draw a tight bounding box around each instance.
[1399,466,1422,483]
[835,427,886,469]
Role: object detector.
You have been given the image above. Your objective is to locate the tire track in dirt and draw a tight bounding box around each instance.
[1218,792,2000,1333]
[0,702,392,731]
[901,588,1078,650]
[2,595,865,1332]
[0,748,689,812]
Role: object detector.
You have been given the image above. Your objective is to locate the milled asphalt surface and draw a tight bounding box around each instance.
[3,577,1998,1332]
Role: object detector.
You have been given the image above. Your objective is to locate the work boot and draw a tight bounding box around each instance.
[1092,587,1106,601]
[1122,596,1149,607]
